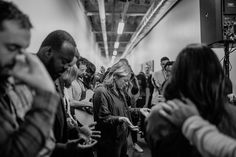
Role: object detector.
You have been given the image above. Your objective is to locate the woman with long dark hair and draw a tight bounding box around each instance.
[146,44,236,157]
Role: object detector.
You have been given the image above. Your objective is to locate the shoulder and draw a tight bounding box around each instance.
[156,70,163,76]
[219,104,236,137]
[93,84,108,95]
[152,71,162,78]
[224,104,236,123]
[71,80,81,89]
[226,104,236,121]
[146,103,174,143]
[147,104,164,120]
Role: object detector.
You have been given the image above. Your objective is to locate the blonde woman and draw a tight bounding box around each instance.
[93,59,149,157]
[60,65,79,128]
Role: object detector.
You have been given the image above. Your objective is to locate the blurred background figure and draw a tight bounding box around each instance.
[151,57,169,106]
[143,64,153,109]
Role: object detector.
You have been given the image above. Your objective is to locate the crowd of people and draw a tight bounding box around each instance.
[0,1,236,157]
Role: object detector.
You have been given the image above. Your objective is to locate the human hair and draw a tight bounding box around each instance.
[160,56,169,62]
[0,0,32,30]
[164,44,227,125]
[145,63,151,68]
[103,59,132,88]
[60,65,78,88]
[82,58,96,89]
[118,58,133,73]
[139,71,145,76]
[86,61,96,76]
[76,57,88,69]
[136,72,147,89]
[39,30,76,52]
[101,67,110,83]
[164,61,174,71]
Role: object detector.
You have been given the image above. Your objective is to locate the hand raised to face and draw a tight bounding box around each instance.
[10,53,56,93]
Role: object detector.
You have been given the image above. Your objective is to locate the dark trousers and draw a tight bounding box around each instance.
[130,111,139,143]
[97,139,128,157]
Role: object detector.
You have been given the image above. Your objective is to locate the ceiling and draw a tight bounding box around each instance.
[80,0,179,62]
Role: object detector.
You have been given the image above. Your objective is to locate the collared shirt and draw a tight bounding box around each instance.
[151,70,167,105]
[152,70,167,92]
[0,82,59,157]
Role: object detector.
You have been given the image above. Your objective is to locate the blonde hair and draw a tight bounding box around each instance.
[103,59,132,87]
[61,65,78,87]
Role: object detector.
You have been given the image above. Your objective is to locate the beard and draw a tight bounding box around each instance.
[47,61,62,81]
[0,72,9,83]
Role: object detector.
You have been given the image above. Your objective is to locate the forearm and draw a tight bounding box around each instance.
[102,115,121,126]
[70,99,92,107]
[0,91,59,157]
[144,88,150,107]
[183,116,236,157]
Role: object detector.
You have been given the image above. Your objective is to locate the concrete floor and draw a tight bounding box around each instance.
[127,134,151,157]
[94,134,151,157]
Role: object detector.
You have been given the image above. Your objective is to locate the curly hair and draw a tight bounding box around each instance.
[39,30,76,52]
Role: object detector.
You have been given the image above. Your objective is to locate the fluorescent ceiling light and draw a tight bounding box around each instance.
[117,21,125,34]
[111,55,116,61]
[111,55,116,65]
[113,50,117,56]
[114,42,119,48]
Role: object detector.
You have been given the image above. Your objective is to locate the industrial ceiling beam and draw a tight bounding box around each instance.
[97,41,129,43]
[97,0,109,59]
[93,31,134,34]
[87,12,146,16]
[121,0,180,58]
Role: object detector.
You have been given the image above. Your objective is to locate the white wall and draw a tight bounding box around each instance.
[127,0,201,73]
[214,48,236,94]
[10,0,236,93]
[10,0,105,67]
[230,52,236,94]
[127,0,236,94]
